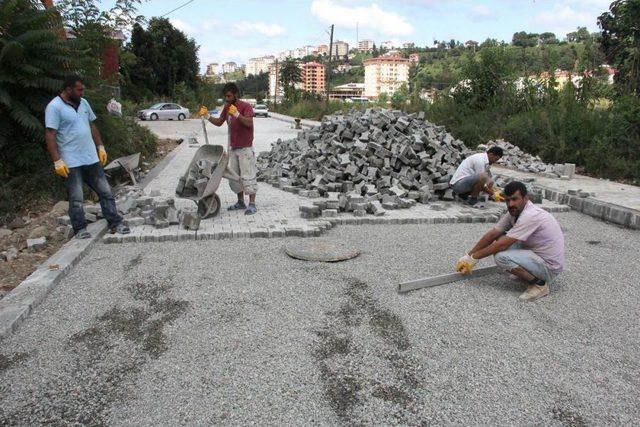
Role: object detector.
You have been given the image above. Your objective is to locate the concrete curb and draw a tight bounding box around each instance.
[0,220,107,339]
[0,142,181,340]
[268,112,321,129]
[534,185,640,230]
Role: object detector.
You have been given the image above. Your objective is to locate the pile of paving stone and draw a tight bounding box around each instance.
[56,185,201,231]
[258,108,473,218]
[176,158,219,198]
[483,139,575,179]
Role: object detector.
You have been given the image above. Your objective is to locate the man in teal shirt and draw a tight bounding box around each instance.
[45,76,129,238]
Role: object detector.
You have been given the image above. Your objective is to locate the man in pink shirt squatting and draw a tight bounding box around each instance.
[456,181,565,302]
[207,83,258,215]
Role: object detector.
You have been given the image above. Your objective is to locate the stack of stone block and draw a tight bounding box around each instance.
[259,108,471,216]
[176,158,218,198]
[483,139,576,179]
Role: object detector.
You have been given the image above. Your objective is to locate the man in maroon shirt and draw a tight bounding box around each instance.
[208,83,258,215]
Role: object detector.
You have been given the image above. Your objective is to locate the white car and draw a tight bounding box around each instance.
[254,104,269,117]
[138,103,190,121]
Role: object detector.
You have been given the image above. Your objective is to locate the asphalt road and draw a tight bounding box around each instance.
[1,211,638,425]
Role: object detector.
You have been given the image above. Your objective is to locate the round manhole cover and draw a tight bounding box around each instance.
[284,240,361,262]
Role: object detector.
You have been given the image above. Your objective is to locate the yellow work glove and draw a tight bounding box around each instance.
[456,254,478,275]
[493,190,505,202]
[98,145,107,166]
[54,159,69,178]
[228,104,239,118]
[198,105,208,117]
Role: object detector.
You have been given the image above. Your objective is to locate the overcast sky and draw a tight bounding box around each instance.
[115,0,613,72]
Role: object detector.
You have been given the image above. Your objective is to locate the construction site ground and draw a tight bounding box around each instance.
[0,138,180,298]
[0,117,638,425]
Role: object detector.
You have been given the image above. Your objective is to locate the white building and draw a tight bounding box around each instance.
[222,61,238,74]
[363,56,410,99]
[358,39,374,52]
[332,40,349,57]
[303,45,317,56]
[246,55,275,76]
[381,41,395,50]
[205,63,219,76]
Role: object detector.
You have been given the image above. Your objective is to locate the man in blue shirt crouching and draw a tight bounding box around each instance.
[45,76,130,239]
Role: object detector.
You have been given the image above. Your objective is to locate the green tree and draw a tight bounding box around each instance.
[598,0,640,96]
[540,32,558,44]
[279,58,302,102]
[121,18,199,99]
[566,26,592,42]
[0,0,76,176]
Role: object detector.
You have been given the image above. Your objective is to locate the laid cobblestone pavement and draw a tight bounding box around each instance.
[104,119,569,244]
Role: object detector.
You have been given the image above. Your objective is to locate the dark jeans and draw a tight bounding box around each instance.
[66,162,122,232]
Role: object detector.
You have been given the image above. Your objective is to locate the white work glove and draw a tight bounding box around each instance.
[456,254,478,275]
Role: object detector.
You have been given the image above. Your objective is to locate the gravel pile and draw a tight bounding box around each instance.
[258,108,473,217]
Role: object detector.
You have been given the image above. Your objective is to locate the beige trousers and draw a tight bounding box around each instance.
[228,147,258,195]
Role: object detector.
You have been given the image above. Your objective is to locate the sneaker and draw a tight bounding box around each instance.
[75,229,91,239]
[244,203,257,215]
[228,201,247,211]
[519,283,550,302]
[111,223,131,235]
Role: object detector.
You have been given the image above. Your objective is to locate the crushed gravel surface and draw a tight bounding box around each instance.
[0,211,638,425]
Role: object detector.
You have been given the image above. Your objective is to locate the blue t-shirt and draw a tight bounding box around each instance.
[45,96,99,168]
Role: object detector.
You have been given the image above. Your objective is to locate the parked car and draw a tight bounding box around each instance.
[138,103,190,121]
[254,104,269,117]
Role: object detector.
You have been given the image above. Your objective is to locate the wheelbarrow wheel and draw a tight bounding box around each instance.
[197,194,220,219]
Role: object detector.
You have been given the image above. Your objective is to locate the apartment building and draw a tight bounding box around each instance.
[363,56,410,98]
[222,61,238,74]
[301,62,326,94]
[246,55,275,76]
[358,39,374,53]
[205,63,219,76]
[332,40,349,57]
[380,40,395,50]
[316,44,329,56]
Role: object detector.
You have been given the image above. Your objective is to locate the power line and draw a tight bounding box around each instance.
[161,0,196,17]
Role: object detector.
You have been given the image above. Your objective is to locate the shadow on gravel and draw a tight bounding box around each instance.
[552,406,587,427]
[312,277,426,424]
[0,353,29,373]
[0,279,188,425]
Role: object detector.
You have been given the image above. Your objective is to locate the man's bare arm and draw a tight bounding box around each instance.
[237,115,253,128]
[90,122,103,147]
[45,128,61,161]
[467,228,504,255]
[208,115,226,127]
[472,235,518,260]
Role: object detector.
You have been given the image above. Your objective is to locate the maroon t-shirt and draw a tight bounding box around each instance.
[220,100,254,149]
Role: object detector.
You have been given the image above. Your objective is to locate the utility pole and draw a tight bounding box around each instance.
[326,24,334,103]
[273,59,278,112]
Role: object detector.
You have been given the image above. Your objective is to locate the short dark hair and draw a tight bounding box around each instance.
[487,146,504,157]
[503,181,528,197]
[222,82,239,95]
[63,76,83,90]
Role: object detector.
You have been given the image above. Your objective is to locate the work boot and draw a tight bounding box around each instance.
[228,200,246,211]
[519,283,550,302]
[465,196,478,206]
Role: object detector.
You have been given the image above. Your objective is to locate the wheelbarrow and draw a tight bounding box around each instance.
[175,144,240,219]
[104,152,140,185]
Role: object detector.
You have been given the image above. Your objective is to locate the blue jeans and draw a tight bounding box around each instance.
[452,173,481,195]
[66,162,122,232]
